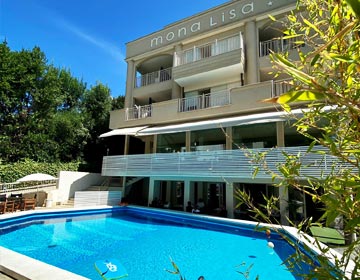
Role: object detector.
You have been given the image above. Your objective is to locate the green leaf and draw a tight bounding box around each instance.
[275,90,325,104]
[310,54,320,67]
[346,0,360,19]
[302,17,323,36]
[345,217,360,230]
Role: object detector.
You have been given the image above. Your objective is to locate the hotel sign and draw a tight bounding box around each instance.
[126,0,296,58]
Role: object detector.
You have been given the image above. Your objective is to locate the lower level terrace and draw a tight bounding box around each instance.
[101,146,353,180]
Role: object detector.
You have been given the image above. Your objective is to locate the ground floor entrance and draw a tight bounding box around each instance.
[122,177,323,225]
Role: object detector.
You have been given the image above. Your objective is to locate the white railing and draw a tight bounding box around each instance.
[272,79,293,97]
[0,182,57,194]
[136,67,172,88]
[259,36,304,57]
[175,34,243,66]
[102,146,356,179]
[178,90,231,112]
[126,105,152,120]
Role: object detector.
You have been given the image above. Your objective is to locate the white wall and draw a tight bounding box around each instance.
[55,171,104,203]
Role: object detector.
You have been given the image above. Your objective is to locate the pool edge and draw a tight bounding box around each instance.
[0,205,354,279]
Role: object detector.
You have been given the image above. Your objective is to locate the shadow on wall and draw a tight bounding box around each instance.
[56,171,105,204]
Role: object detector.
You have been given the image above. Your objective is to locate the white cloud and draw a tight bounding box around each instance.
[55,18,125,63]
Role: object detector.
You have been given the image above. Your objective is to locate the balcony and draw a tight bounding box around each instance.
[136,67,172,88]
[126,105,152,121]
[178,90,231,112]
[259,36,305,57]
[173,34,244,88]
[174,34,242,66]
[102,146,354,180]
[109,80,292,129]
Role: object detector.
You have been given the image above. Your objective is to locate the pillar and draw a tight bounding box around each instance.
[172,44,182,100]
[144,136,153,154]
[184,180,191,211]
[225,182,234,218]
[125,60,135,108]
[244,21,259,84]
[124,135,130,156]
[122,135,130,190]
[153,134,158,153]
[276,122,285,147]
[226,127,233,150]
[186,131,191,152]
[148,178,155,206]
[276,121,289,225]
[279,187,289,225]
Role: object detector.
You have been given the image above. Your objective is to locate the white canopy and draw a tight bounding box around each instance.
[99,126,148,138]
[16,173,57,182]
[101,106,335,137]
[136,110,297,135]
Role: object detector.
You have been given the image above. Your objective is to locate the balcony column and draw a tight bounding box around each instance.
[125,59,135,108]
[186,131,191,152]
[183,180,191,211]
[148,178,155,206]
[226,127,233,150]
[124,135,130,155]
[225,182,234,218]
[153,135,158,153]
[122,135,131,190]
[276,122,285,147]
[144,136,153,154]
[244,21,259,84]
[172,44,182,99]
[276,121,289,225]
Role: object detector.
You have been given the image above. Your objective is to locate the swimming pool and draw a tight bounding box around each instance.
[0,206,325,279]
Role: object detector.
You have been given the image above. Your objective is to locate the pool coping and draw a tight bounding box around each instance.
[0,206,113,280]
[0,206,355,279]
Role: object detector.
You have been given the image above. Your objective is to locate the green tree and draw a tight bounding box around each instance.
[0,42,47,162]
[111,95,125,110]
[81,82,112,171]
[0,42,88,163]
[236,0,360,278]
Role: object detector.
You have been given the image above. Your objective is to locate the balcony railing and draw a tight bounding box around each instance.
[259,36,304,57]
[102,146,355,179]
[178,90,231,112]
[126,105,152,121]
[136,67,172,88]
[272,79,293,97]
[175,34,243,66]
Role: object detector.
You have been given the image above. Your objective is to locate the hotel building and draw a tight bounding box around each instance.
[101,0,325,224]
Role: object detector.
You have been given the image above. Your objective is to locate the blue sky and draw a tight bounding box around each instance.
[0,0,226,97]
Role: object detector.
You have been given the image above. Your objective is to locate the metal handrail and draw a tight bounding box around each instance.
[0,182,57,193]
[178,90,230,112]
[271,79,293,97]
[126,104,152,120]
[136,67,172,88]
[175,34,242,66]
[259,36,304,57]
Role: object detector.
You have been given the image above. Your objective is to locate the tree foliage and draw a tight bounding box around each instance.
[0,42,123,174]
[236,0,360,279]
[0,158,80,183]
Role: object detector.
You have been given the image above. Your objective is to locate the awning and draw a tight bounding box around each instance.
[136,107,324,136]
[99,126,148,138]
[101,106,335,137]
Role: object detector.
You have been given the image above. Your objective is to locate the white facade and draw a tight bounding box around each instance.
[101,0,326,224]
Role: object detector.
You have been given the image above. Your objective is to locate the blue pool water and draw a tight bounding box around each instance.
[0,207,311,279]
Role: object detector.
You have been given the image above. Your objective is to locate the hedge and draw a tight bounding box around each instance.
[0,159,80,183]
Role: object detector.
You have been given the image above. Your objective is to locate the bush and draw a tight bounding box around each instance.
[0,158,80,183]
